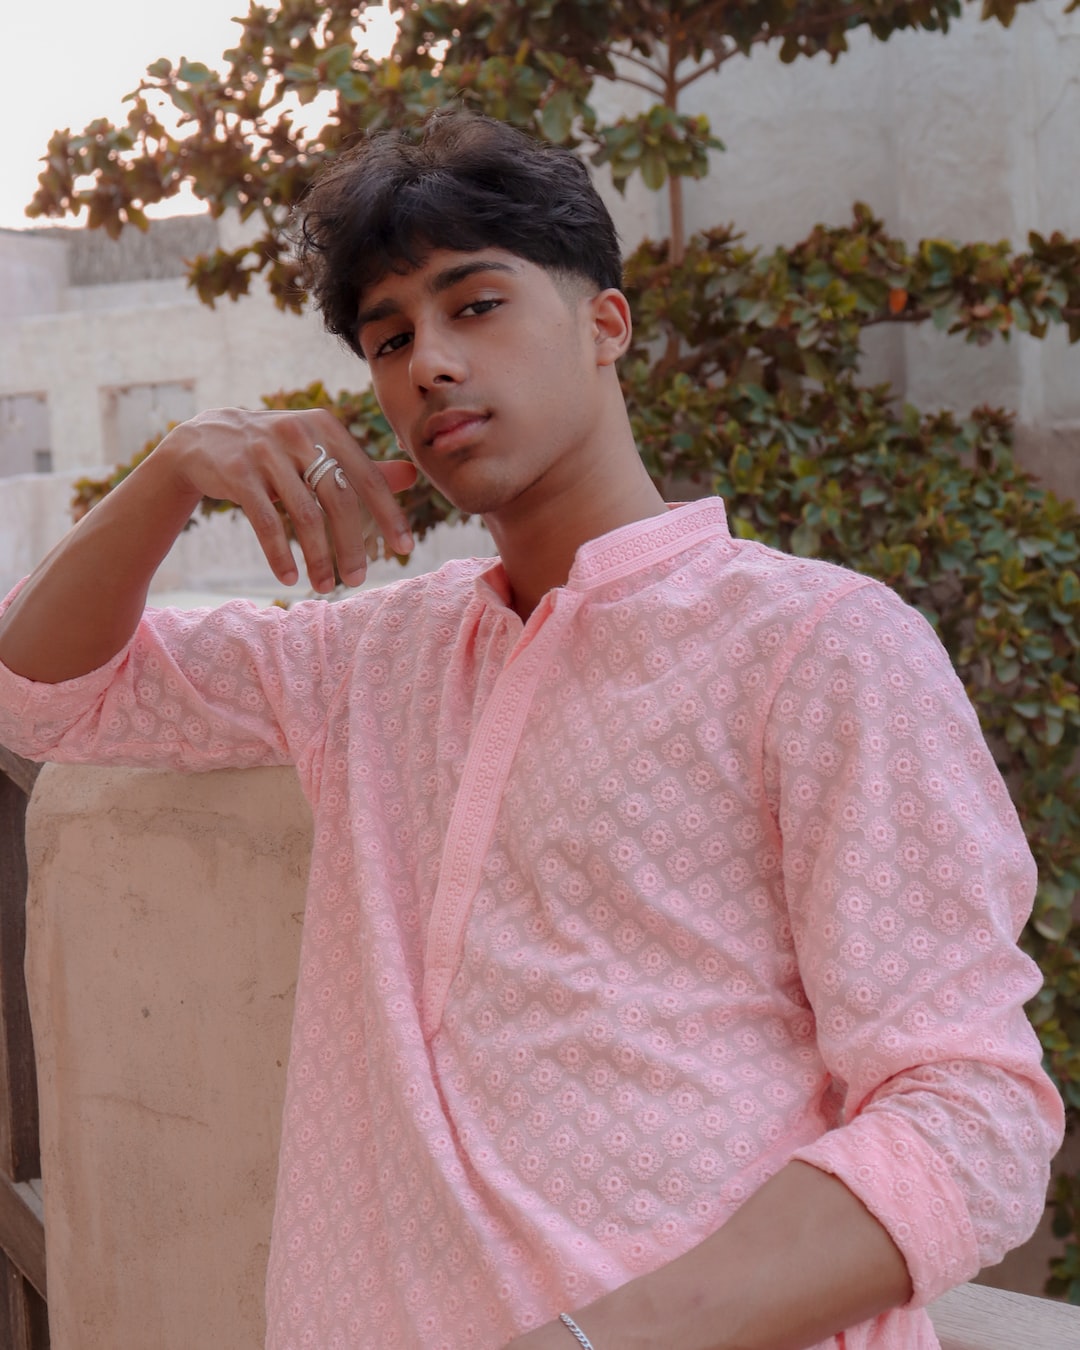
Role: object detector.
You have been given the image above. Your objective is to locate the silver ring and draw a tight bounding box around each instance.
[303,445,351,494]
[307,457,341,492]
[302,444,330,488]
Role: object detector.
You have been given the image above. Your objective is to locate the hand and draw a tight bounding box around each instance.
[158,405,418,593]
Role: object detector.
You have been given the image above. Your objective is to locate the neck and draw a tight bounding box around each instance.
[484,430,667,622]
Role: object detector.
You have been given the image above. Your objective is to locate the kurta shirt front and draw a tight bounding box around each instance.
[0,499,1063,1350]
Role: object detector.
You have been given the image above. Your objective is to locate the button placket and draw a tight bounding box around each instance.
[420,591,574,1038]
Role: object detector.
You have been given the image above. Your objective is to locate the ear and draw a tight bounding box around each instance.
[588,288,633,367]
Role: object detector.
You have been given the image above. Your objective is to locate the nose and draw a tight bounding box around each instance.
[409,320,466,393]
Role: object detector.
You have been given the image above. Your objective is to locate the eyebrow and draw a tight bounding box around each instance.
[356,259,519,335]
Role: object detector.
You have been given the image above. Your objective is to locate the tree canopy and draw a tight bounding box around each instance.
[29,0,1074,275]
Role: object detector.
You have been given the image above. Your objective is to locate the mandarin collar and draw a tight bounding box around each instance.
[473,498,731,608]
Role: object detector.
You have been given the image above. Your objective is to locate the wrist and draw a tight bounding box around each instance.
[558,1313,598,1350]
[148,425,209,513]
[561,1252,741,1350]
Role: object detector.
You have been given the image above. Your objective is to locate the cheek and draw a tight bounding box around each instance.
[369,381,409,440]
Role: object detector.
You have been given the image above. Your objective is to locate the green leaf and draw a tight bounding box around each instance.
[640,149,667,192]
[994,657,1021,684]
[177,59,213,84]
[324,44,354,80]
[790,521,820,557]
[1058,570,1080,606]
[540,88,576,143]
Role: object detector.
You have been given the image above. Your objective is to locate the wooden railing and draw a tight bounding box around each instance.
[930,1281,1080,1348]
[0,745,47,1349]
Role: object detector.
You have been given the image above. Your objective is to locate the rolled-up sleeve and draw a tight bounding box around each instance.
[763,580,1064,1306]
[0,584,372,776]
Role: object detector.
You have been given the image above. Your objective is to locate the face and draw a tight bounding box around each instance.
[356,248,623,522]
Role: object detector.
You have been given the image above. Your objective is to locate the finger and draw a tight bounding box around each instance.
[332,459,419,569]
[231,481,304,587]
[332,449,417,558]
[272,468,341,593]
[287,412,417,573]
[321,456,418,583]
[360,462,419,562]
[311,466,377,587]
[375,460,418,494]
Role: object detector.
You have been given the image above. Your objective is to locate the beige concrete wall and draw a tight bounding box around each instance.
[0,229,68,319]
[22,762,1077,1347]
[25,763,310,1349]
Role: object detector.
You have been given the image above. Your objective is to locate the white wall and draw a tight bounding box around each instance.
[678,5,1080,426]
[0,230,68,319]
[0,282,370,475]
[0,471,82,597]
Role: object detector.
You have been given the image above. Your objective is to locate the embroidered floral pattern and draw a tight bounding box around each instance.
[0,499,1062,1350]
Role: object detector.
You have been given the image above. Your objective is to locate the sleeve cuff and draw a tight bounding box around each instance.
[0,581,135,756]
[790,1113,981,1307]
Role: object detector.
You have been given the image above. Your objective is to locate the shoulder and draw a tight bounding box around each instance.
[687,533,902,668]
[692,539,961,729]
[712,536,935,648]
[288,555,494,659]
[332,555,491,620]
[720,535,875,617]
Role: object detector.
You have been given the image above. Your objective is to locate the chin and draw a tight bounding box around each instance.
[423,468,521,519]
[442,489,512,518]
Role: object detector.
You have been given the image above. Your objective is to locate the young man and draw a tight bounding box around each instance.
[0,111,1063,1350]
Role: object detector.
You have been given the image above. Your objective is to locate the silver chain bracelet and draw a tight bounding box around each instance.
[558,1312,597,1350]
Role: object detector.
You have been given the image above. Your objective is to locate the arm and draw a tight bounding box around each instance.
[0,406,416,683]
[513,581,1062,1350]
[509,1158,911,1350]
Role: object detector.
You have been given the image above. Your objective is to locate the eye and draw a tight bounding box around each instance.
[459,298,502,317]
[372,330,412,360]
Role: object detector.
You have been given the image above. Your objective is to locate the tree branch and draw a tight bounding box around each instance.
[675,45,737,92]
[859,304,1080,328]
[601,44,665,81]
[859,308,933,327]
[665,14,685,269]
[644,3,875,95]
[612,74,667,99]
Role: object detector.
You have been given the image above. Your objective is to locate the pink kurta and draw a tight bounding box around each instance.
[0,500,1063,1349]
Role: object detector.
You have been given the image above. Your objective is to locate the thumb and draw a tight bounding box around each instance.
[376,459,419,493]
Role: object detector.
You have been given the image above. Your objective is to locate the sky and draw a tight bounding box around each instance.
[1,1,396,232]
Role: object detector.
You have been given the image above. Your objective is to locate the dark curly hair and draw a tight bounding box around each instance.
[297,109,623,360]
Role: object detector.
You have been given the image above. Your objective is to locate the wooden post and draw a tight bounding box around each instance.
[0,764,40,1182]
[0,1251,48,1350]
[0,747,47,1348]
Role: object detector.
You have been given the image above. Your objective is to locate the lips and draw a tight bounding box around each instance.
[421,408,490,453]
